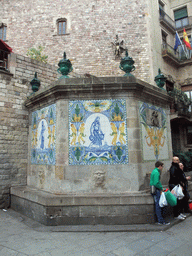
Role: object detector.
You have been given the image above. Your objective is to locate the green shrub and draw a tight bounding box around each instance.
[173,151,192,172]
[27,46,48,63]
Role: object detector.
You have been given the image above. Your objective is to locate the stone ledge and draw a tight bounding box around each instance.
[24,76,172,109]
[11,186,154,206]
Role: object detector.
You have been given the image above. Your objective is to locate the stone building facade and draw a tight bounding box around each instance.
[0,53,58,207]
[1,1,192,89]
[1,0,154,83]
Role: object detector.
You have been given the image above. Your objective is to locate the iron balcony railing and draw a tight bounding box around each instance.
[162,43,192,61]
[175,16,192,30]
[159,9,175,30]
[159,8,192,31]
[0,49,9,70]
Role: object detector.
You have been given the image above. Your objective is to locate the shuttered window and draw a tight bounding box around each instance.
[0,25,7,41]
[174,7,188,20]
[57,20,66,35]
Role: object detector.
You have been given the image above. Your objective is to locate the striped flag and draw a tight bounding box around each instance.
[183,28,192,50]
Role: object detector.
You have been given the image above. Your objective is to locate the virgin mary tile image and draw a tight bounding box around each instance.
[89,116,104,147]
[31,104,56,165]
[69,99,128,165]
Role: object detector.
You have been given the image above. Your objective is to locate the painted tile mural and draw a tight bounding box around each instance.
[140,102,169,161]
[31,104,56,165]
[69,99,128,165]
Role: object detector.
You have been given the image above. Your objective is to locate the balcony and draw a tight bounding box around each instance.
[162,43,192,67]
[0,49,9,71]
[169,89,191,119]
[159,9,175,34]
[176,16,192,30]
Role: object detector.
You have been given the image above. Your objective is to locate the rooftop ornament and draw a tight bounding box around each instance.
[57,52,73,78]
[154,68,167,89]
[30,72,40,93]
[119,50,135,77]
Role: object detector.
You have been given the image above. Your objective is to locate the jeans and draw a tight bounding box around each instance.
[152,189,164,223]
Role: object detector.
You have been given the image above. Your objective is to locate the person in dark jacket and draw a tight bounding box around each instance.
[169,156,187,220]
[150,161,170,225]
[179,162,191,214]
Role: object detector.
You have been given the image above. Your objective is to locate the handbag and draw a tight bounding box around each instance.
[165,190,177,206]
[171,184,184,200]
[159,192,168,207]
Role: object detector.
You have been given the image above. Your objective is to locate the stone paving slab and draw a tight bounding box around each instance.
[1,209,192,256]
[6,208,189,233]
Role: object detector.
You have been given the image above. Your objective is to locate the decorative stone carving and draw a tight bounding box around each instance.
[94,170,105,188]
[146,109,161,127]
[111,35,127,57]
[39,169,45,185]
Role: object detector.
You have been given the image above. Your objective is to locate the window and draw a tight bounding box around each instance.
[57,19,66,35]
[183,91,192,112]
[166,81,174,92]
[162,30,167,44]
[174,7,188,29]
[0,24,7,41]
[159,1,165,18]
[186,126,192,144]
[159,1,164,11]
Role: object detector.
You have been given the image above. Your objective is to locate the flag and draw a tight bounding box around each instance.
[183,28,192,50]
[174,32,181,53]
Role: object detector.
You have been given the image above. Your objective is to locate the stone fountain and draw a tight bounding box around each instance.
[11,53,173,226]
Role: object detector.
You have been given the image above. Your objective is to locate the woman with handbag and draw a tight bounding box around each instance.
[179,162,191,215]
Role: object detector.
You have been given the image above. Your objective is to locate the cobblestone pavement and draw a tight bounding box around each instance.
[0,209,192,256]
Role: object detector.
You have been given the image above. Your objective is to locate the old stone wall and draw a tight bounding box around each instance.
[1,0,151,82]
[0,53,58,208]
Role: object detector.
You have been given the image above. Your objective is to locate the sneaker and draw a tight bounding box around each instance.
[157,222,170,225]
[180,213,186,218]
[175,215,185,220]
[163,222,170,225]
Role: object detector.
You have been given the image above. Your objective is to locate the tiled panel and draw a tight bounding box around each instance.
[31,104,56,165]
[140,102,169,161]
[69,99,128,165]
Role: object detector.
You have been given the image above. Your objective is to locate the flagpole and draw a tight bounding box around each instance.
[176,31,188,59]
[190,25,192,58]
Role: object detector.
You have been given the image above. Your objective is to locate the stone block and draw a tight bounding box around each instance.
[55,166,64,180]
[97,216,128,225]
[61,206,79,217]
[79,206,99,217]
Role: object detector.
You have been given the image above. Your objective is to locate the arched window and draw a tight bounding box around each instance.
[0,24,7,41]
[57,19,67,35]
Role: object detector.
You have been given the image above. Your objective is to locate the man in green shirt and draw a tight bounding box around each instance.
[150,161,170,225]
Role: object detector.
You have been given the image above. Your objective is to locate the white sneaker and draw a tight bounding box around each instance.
[180,213,186,218]
[175,215,185,220]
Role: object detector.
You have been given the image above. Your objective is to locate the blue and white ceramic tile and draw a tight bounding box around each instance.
[69,99,128,165]
[140,102,169,161]
[31,104,56,165]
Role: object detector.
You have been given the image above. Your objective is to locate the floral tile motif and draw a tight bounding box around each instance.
[69,99,128,165]
[140,102,169,161]
[31,104,56,165]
